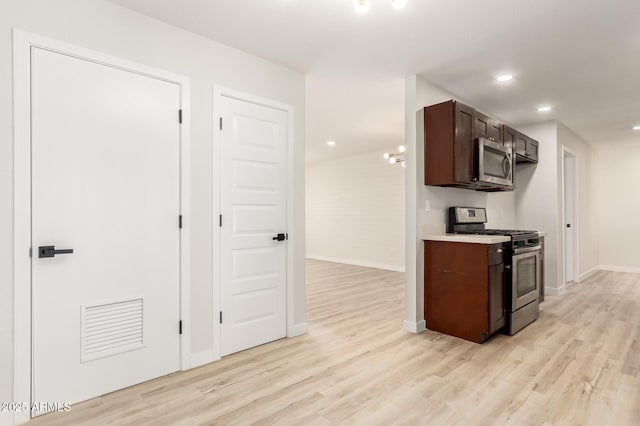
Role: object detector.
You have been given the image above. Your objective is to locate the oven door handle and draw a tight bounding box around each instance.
[513,245,542,255]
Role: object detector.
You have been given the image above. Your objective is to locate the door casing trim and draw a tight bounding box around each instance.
[212,86,295,361]
[561,145,579,285]
[12,29,192,424]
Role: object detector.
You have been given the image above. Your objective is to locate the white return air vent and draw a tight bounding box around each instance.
[81,298,144,362]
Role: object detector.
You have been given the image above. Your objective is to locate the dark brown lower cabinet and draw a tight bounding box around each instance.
[424,240,506,343]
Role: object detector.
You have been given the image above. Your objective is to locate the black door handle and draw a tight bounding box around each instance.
[566,224,571,228]
[38,246,74,258]
[272,234,287,241]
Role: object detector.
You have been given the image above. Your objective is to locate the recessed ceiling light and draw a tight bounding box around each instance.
[326,140,336,146]
[537,106,552,112]
[354,0,370,13]
[632,126,640,131]
[391,0,408,9]
[496,74,513,82]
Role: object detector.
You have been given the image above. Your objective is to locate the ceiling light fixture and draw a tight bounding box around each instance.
[383,147,406,167]
[496,74,513,82]
[391,0,408,9]
[632,126,640,131]
[537,106,552,112]
[326,140,336,146]
[354,0,370,13]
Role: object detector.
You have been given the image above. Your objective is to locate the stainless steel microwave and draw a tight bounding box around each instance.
[477,137,513,187]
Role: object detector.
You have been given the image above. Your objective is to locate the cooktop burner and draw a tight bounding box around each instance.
[447,207,540,242]
[457,229,538,237]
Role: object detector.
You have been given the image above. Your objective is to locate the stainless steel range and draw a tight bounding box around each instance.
[448,207,541,335]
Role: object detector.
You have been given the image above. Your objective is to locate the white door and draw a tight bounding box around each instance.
[563,152,577,283]
[219,95,288,356]
[31,47,181,407]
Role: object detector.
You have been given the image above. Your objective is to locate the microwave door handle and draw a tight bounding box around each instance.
[502,154,512,178]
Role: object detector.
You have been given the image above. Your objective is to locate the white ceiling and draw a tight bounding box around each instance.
[109,0,640,163]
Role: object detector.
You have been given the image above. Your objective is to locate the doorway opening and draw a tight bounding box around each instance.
[562,148,578,284]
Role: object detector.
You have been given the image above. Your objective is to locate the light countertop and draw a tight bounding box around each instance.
[422,234,510,244]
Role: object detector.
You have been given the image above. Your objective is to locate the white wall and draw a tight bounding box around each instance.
[596,144,640,272]
[404,75,517,331]
[515,121,600,293]
[306,150,405,272]
[515,122,562,293]
[1,1,305,422]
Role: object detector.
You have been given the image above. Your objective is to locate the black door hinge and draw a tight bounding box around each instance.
[179,215,183,229]
[219,215,222,227]
[179,320,183,335]
[29,247,32,258]
[219,117,222,130]
[179,109,183,124]
[219,312,223,324]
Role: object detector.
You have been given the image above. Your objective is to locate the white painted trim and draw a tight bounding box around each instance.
[560,146,579,287]
[404,76,421,329]
[578,265,600,282]
[288,322,309,337]
[600,265,640,274]
[403,320,426,334]
[179,79,192,372]
[306,255,405,273]
[544,285,567,296]
[212,86,297,359]
[13,29,192,423]
[190,350,216,369]
[12,28,32,426]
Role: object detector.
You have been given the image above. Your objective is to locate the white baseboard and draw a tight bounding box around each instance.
[288,322,308,337]
[545,285,566,296]
[306,255,405,273]
[190,349,216,369]
[403,320,426,334]
[600,265,640,274]
[578,265,600,282]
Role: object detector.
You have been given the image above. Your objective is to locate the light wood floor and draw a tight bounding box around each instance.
[28,260,640,425]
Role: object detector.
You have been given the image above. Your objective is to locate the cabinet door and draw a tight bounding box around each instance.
[453,102,475,184]
[488,263,506,333]
[475,111,491,140]
[476,112,503,144]
[526,138,539,162]
[515,133,527,157]
[503,126,516,152]
[489,119,504,144]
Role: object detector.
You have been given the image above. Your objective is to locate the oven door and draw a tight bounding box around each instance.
[511,245,541,311]
[478,138,513,187]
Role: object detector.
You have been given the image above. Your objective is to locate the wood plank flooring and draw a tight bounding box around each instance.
[28,261,640,425]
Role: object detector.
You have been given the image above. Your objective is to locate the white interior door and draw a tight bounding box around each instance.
[219,95,288,356]
[31,47,181,407]
[564,152,577,283]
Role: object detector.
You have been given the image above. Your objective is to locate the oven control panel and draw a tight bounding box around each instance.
[451,207,487,224]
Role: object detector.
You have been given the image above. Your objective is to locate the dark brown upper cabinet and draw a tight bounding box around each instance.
[475,111,504,145]
[424,100,515,191]
[504,125,539,164]
[423,100,475,188]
